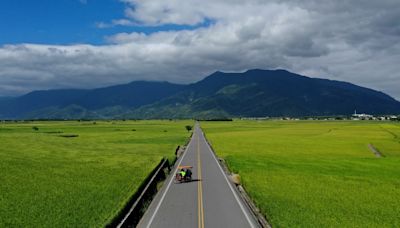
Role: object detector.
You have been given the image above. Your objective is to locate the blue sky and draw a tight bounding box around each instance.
[1,0,119,44]
[0,0,204,45]
[0,0,399,99]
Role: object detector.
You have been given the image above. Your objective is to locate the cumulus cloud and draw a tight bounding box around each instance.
[1,0,400,100]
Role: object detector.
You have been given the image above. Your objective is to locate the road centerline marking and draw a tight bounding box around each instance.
[197,133,205,228]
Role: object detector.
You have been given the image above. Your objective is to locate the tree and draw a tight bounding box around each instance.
[185,125,193,132]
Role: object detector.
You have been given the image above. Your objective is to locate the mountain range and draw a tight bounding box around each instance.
[1,69,399,119]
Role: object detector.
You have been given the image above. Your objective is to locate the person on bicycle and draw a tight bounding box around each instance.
[180,169,186,179]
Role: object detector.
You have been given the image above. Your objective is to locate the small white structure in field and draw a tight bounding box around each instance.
[352,110,373,120]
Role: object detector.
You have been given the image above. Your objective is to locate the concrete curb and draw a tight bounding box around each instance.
[103,157,170,228]
[218,158,271,228]
[110,130,194,227]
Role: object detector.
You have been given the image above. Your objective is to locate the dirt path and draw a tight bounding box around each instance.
[368,144,384,158]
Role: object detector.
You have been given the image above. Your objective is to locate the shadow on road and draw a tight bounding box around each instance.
[174,179,202,184]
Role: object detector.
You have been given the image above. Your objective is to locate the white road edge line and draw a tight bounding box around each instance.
[201,131,257,228]
[145,132,194,228]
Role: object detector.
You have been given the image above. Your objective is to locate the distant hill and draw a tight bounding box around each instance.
[0,81,185,119]
[1,69,399,119]
[0,89,88,118]
[76,81,185,109]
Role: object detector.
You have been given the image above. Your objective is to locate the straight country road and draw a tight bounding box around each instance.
[137,124,259,228]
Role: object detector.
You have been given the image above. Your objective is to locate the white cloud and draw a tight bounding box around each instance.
[1,0,400,100]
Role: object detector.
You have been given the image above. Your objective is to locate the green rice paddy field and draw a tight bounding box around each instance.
[0,120,191,227]
[202,120,400,227]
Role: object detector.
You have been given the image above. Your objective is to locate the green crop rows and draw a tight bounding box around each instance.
[202,120,400,227]
[0,120,191,227]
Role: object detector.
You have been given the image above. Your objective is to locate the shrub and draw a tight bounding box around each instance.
[185,125,192,132]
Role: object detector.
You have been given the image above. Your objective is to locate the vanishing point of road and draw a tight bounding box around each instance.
[137,124,259,228]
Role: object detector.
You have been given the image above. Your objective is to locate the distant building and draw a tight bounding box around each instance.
[352,110,373,120]
[240,116,269,120]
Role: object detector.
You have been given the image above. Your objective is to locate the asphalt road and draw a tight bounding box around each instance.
[137,124,259,228]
